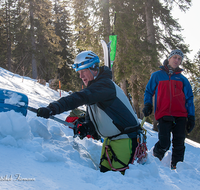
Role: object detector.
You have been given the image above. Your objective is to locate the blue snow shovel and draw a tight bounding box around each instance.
[0,88,74,128]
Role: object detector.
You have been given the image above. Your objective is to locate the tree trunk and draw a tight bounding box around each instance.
[30,0,37,79]
[119,78,127,96]
[102,0,110,42]
[131,82,140,117]
[129,75,140,117]
[7,29,11,72]
[145,0,155,45]
[6,1,11,71]
[145,0,158,129]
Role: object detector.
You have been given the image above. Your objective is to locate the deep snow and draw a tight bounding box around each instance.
[0,67,200,190]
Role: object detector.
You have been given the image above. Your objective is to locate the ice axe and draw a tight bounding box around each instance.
[140,116,152,136]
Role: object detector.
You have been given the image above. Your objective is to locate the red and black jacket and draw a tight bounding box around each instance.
[144,60,195,120]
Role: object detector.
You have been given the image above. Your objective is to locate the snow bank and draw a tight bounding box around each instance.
[0,67,200,190]
[0,110,31,140]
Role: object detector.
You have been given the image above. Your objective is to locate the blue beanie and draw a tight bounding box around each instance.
[168,49,184,63]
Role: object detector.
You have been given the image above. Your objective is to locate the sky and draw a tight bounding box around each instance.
[0,67,200,190]
[171,0,200,60]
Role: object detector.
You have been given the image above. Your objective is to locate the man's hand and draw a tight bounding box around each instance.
[142,103,153,117]
[77,124,89,140]
[186,116,195,133]
[73,120,96,140]
[37,107,53,119]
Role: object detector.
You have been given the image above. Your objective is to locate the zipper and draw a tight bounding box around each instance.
[169,75,172,114]
[175,83,176,94]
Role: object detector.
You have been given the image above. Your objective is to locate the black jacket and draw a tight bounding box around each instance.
[49,66,141,139]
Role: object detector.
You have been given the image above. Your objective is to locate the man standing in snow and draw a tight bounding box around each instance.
[37,51,142,174]
[142,49,195,169]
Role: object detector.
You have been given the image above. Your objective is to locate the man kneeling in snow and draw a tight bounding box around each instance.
[37,51,142,174]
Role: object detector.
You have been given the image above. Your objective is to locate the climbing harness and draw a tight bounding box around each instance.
[102,117,148,171]
[104,138,129,172]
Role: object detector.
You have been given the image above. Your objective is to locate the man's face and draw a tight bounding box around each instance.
[78,69,96,86]
[168,54,182,69]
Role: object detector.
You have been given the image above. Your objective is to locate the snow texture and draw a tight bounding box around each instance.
[0,67,200,190]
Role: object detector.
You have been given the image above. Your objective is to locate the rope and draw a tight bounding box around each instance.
[131,134,148,164]
[131,117,148,164]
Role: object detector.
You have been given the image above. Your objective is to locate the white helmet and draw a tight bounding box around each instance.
[72,51,100,72]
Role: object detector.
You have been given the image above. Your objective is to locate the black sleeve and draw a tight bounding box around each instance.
[48,78,116,114]
[49,91,88,114]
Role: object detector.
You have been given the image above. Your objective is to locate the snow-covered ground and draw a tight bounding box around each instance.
[0,67,200,190]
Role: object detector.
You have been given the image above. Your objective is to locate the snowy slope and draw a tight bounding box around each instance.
[0,67,200,190]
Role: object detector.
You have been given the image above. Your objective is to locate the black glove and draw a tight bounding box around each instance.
[77,123,89,140]
[73,120,96,140]
[142,103,153,117]
[37,107,54,119]
[73,120,83,138]
[92,132,101,141]
[186,116,195,133]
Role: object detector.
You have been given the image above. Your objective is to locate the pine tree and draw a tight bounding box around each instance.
[72,0,103,58]
[109,0,193,119]
[0,3,7,68]
[101,0,110,42]
[110,0,151,116]
[29,0,37,79]
[187,50,200,143]
[0,0,18,72]
[12,0,32,77]
[53,0,80,92]
[32,0,62,80]
[15,0,62,80]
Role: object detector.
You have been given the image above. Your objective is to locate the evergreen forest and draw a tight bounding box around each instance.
[0,0,200,142]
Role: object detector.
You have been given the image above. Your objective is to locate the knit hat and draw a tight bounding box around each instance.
[168,49,184,63]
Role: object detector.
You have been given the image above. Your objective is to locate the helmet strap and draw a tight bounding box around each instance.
[88,68,99,80]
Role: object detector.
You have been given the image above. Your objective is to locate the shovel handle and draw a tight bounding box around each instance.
[27,106,74,128]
